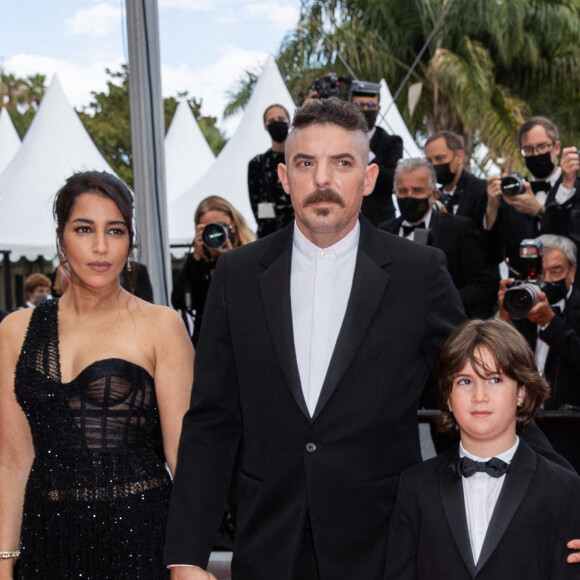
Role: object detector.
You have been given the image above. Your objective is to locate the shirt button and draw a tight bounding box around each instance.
[305,442,317,453]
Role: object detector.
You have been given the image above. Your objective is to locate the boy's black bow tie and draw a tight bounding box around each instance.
[449,456,510,478]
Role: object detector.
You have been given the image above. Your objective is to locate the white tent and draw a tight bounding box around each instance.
[164,100,215,203]
[0,75,118,261]
[378,79,422,159]
[0,108,21,175]
[169,55,296,254]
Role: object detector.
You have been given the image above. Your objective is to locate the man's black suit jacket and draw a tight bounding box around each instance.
[164,217,465,580]
[386,440,580,579]
[440,169,488,228]
[381,211,498,319]
[361,126,403,226]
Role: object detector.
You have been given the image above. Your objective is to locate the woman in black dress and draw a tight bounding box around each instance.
[0,171,193,579]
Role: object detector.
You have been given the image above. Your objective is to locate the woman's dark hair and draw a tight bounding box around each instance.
[54,171,135,255]
[436,319,550,434]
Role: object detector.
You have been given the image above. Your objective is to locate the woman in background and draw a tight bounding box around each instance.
[171,195,255,346]
[0,171,193,579]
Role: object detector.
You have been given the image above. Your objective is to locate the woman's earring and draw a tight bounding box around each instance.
[59,247,67,262]
[126,257,132,272]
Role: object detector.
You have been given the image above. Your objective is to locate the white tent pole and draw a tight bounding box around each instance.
[126,0,171,305]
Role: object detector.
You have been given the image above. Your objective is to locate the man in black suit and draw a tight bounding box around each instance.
[486,116,580,276]
[349,80,403,226]
[424,130,488,228]
[381,158,498,319]
[163,99,465,579]
[498,234,580,472]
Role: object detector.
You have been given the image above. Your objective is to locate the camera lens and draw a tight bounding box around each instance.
[202,223,228,250]
[503,283,541,319]
[500,174,525,196]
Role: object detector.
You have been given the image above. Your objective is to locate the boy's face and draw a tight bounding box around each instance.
[447,347,525,455]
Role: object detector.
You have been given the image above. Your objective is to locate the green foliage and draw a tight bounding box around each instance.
[223,0,580,171]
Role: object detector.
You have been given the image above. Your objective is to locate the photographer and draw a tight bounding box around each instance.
[171,196,255,346]
[486,116,580,275]
[498,234,580,472]
[247,104,294,238]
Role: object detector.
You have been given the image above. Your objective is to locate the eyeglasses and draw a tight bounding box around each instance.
[352,101,377,110]
[520,142,555,157]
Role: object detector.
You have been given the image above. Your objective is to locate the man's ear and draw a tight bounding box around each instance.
[363,163,379,197]
[278,163,291,195]
[516,386,526,407]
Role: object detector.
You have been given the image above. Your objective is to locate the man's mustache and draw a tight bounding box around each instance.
[303,189,345,208]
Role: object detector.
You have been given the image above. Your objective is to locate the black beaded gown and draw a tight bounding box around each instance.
[14,299,171,579]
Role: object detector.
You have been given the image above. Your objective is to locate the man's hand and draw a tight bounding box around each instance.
[501,180,543,217]
[524,290,556,327]
[560,146,580,190]
[170,566,217,580]
[567,539,580,563]
[497,278,514,321]
[485,175,502,230]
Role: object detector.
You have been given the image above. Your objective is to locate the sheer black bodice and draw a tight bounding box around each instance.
[14,299,170,579]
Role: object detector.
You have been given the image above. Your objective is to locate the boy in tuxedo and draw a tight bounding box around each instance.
[386,319,580,579]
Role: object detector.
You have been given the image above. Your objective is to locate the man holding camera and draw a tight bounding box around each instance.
[486,116,580,275]
[350,81,403,226]
[498,234,580,472]
[248,104,295,238]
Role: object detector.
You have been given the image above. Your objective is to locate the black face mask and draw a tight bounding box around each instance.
[398,196,431,224]
[524,152,555,180]
[362,110,379,130]
[542,278,568,305]
[267,121,289,144]
[433,162,456,186]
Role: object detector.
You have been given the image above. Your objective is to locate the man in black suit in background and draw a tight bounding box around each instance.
[164,98,465,580]
[381,158,498,319]
[424,130,488,228]
[497,234,580,472]
[349,80,403,226]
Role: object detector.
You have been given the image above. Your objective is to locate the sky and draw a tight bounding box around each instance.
[0,0,302,136]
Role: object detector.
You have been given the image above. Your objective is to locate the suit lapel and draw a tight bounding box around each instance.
[258,227,310,419]
[474,441,536,574]
[312,219,391,420]
[439,450,476,576]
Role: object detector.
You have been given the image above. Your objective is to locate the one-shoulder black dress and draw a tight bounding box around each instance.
[14,299,171,579]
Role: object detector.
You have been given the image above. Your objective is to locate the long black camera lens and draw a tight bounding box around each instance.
[202,222,229,250]
[500,173,526,196]
[503,283,541,319]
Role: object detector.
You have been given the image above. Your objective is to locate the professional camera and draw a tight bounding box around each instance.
[311,73,352,100]
[201,222,235,250]
[503,239,547,319]
[500,172,527,196]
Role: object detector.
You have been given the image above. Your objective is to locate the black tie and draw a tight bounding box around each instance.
[552,305,563,316]
[449,456,510,478]
[440,191,461,211]
[401,222,426,237]
[531,181,551,194]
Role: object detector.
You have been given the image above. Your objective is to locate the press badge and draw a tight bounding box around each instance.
[258,202,276,219]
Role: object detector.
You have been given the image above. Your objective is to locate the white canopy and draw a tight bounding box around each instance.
[164,100,215,203]
[0,75,118,261]
[378,79,422,159]
[169,55,296,254]
[0,107,21,176]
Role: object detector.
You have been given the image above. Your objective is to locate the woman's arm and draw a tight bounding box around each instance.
[151,307,194,476]
[0,312,35,579]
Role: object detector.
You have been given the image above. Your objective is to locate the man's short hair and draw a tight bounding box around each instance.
[537,234,577,268]
[263,104,290,124]
[436,319,549,434]
[425,130,465,153]
[394,158,437,191]
[518,116,560,148]
[25,273,51,295]
[293,98,368,134]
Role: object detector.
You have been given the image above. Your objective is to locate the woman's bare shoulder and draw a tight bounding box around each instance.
[0,308,34,358]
